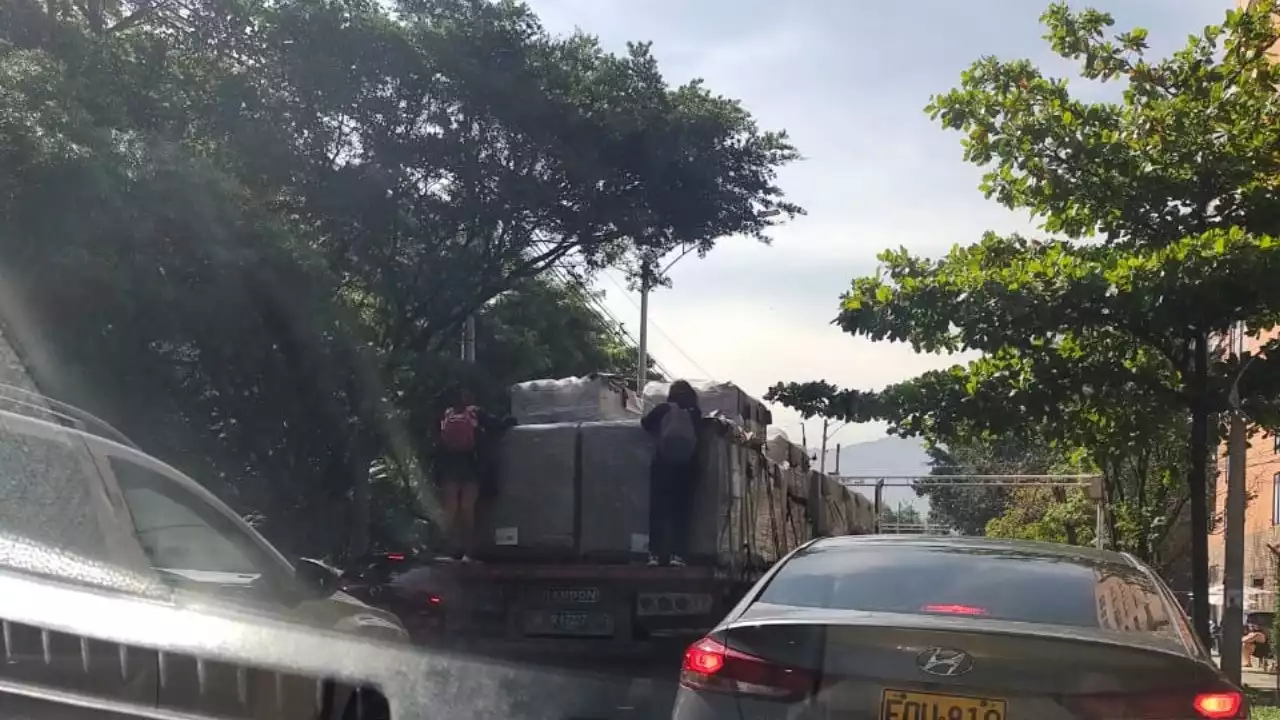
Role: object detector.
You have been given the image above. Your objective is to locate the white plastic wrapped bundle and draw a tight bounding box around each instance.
[510,374,641,425]
[764,427,807,468]
[641,380,771,437]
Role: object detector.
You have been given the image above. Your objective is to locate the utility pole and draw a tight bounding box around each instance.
[461,315,476,363]
[834,444,841,474]
[1222,321,1249,685]
[636,259,651,399]
[818,418,829,475]
[873,479,885,534]
[800,424,808,468]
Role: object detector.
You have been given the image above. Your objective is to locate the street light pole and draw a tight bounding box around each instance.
[636,259,651,399]
[634,210,782,397]
[461,314,476,364]
[636,246,694,398]
[819,418,829,475]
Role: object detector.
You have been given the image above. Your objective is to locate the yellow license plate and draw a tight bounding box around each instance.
[880,689,1007,720]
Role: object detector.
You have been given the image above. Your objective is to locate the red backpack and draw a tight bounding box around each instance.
[440,407,477,453]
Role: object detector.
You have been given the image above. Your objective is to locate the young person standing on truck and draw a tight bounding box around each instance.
[437,387,514,563]
[641,380,702,567]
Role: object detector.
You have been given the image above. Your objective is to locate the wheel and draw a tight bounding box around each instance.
[341,687,391,720]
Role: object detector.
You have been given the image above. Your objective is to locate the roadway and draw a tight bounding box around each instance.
[459,649,682,720]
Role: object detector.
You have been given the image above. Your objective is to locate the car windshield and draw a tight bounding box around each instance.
[759,544,1178,635]
[4,0,1271,716]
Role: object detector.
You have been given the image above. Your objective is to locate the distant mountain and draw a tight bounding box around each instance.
[823,435,931,512]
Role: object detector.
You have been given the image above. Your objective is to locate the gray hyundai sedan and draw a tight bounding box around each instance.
[671,535,1244,720]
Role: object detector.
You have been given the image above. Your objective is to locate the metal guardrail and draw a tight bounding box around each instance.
[877,522,950,536]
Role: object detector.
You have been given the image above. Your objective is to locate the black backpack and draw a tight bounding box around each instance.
[657,403,697,464]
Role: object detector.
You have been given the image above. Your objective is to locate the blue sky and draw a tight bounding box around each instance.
[526,0,1234,449]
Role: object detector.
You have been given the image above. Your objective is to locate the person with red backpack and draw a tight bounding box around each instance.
[437,387,514,562]
[640,380,703,567]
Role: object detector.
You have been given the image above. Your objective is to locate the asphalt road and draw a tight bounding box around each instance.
[443,645,683,720]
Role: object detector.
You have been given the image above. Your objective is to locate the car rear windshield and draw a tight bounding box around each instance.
[758,543,1177,635]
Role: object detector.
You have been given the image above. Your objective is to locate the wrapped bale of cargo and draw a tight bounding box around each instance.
[577,420,654,558]
[510,374,640,425]
[690,423,771,570]
[820,483,874,537]
[764,428,808,470]
[781,467,810,551]
[848,489,875,534]
[641,380,771,438]
[822,482,849,536]
[489,416,774,568]
[835,487,859,536]
[482,422,581,552]
[819,473,850,536]
[751,462,788,565]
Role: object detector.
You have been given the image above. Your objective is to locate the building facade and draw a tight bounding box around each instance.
[1208,329,1280,613]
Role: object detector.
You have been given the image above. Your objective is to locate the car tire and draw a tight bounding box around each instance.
[341,687,391,720]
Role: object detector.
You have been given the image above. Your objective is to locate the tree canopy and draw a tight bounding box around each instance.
[768,0,1280,642]
[0,0,802,557]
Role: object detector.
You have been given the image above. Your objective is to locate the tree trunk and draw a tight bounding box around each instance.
[1188,333,1211,646]
[1136,453,1150,562]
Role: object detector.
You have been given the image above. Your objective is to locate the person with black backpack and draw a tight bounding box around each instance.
[437,386,514,563]
[641,380,702,567]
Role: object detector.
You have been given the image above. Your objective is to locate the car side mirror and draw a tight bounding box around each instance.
[294,557,341,601]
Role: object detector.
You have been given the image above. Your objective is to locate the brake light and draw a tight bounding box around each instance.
[1064,689,1244,719]
[387,553,405,561]
[680,637,815,700]
[921,604,989,616]
[426,594,443,606]
[1194,692,1243,719]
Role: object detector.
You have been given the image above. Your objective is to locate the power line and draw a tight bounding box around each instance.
[600,270,716,381]
[542,263,676,380]
[524,239,692,382]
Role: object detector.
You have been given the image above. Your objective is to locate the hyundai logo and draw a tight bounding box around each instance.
[916,647,974,677]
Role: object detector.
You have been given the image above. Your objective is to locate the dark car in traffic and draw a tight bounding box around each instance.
[672,535,1245,720]
[340,552,445,641]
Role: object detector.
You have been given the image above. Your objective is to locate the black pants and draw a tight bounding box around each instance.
[649,457,697,561]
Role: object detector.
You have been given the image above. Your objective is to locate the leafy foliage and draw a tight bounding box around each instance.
[768,0,1280,641]
[880,503,922,526]
[920,436,1059,536]
[0,0,801,557]
[985,487,1096,547]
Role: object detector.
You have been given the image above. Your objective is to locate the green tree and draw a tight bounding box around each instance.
[769,1,1280,642]
[985,486,1096,546]
[880,503,923,526]
[921,434,1060,535]
[0,0,803,556]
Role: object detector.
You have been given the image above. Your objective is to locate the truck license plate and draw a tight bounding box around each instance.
[524,610,614,637]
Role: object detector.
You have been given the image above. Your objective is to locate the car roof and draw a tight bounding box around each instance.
[807,534,1139,571]
[0,383,139,449]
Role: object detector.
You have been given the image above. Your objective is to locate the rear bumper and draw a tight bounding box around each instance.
[425,635,692,675]
[671,687,745,720]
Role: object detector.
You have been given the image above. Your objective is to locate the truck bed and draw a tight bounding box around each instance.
[427,558,740,582]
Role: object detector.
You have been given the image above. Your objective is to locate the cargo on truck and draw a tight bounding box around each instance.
[406,375,873,661]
